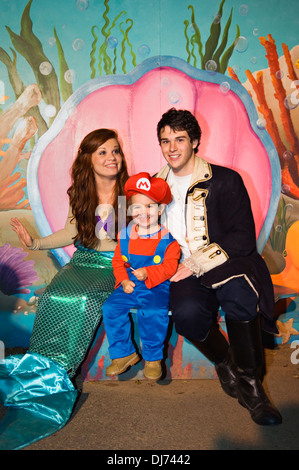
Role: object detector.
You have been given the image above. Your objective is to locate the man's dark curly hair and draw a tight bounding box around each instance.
[157,108,202,153]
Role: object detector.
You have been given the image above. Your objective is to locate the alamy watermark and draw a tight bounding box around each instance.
[290,340,299,365]
[0,340,4,362]
[95,197,172,240]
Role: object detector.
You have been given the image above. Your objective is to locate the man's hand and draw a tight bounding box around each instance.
[121,279,135,294]
[170,263,193,282]
[133,268,148,281]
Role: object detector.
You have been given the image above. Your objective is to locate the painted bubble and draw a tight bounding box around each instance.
[256,118,266,129]
[48,37,56,46]
[284,95,298,110]
[188,22,196,34]
[234,36,248,53]
[283,150,293,160]
[213,13,222,24]
[44,105,57,118]
[205,59,217,73]
[232,64,240,74]
[64,69,76,84]
[220,81,230,94]
[276,70,284,79]
[253,28,259,36]
[250,57,257,64]
[162,77,170,87]
[168,91,181,104]
[275,224,282,232]
[72,38,85,51]
[106,36,118,49]
[138,44,151,58]
[285,203,293,212]
[239,4,249,16]
[281,184,291,194]
[76,0,89,11]
[39,61,52,75]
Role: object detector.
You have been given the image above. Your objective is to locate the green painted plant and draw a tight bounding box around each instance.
[269,197,296,253]
[0,0,72,135]
[89,0,136,77]
[184,0,240,74]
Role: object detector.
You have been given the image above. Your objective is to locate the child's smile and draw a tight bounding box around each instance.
[130,193,162,234]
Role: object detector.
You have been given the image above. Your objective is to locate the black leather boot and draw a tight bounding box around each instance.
[190,321,237,398]
[226,316,282,426]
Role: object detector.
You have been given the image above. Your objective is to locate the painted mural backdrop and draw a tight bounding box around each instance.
[0,0,298,358]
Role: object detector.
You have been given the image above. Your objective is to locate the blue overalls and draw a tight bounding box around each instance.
[102,225,175,361]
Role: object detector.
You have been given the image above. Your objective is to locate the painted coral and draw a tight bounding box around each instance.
[0,85,40,210]
[228,35,299,200]
[0,243,38,295]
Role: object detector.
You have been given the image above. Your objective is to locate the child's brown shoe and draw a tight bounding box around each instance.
[106,352,140,376]
[144,360,162,380]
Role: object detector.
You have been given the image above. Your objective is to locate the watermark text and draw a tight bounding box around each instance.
[290,340,299,365]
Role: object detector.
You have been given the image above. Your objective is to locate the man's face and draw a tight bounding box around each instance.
[159,126,198,176]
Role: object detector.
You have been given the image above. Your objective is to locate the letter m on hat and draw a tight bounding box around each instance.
[136,177,151,191]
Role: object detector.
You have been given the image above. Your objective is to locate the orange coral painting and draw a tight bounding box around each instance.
[229,36,299,200]
[229,34,299,293]
[0,86,40,210]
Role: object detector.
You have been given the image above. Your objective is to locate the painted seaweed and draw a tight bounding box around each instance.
[89,0,136,77]
[184,0,240,73]
[269,197,296,253]
[0,46,48,137]
[0,0,73,133]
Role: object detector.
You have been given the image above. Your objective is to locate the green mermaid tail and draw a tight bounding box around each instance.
[29,248,115,377]
[0,353,77,450]
[0,248,115,449]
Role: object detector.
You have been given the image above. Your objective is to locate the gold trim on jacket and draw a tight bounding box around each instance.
[156,156,228,274]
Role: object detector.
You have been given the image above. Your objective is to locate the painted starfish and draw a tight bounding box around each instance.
[276,318,299,344]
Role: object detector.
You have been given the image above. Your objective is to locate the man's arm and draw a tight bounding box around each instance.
[183,170,256,277]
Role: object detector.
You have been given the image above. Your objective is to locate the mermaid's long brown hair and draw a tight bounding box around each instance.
[67,129,129,248]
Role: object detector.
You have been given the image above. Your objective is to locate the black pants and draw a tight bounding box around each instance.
[170,276,258,342]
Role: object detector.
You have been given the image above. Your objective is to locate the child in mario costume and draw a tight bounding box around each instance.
[102,172,181,380]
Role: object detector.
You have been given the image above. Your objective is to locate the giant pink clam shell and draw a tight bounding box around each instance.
[28,56,280,265]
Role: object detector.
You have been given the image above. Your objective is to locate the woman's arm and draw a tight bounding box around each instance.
[11,206,77,250]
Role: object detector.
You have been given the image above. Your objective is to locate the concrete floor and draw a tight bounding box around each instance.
[20,343,299,451]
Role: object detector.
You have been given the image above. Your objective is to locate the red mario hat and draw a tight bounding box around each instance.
[124,172,172,204]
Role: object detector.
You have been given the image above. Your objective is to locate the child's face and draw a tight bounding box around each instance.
[130,193,161,229]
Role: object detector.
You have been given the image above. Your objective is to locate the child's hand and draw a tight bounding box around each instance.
[133,268,148,281]
[121,279,135,294]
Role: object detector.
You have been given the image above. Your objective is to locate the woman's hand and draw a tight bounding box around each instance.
[10,217,33,248]
[121,279,135,294]
[170,263,193,282]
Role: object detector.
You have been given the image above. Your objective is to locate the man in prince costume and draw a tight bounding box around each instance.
[156,108,282,426]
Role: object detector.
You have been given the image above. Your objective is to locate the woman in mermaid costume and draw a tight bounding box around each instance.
[0,129,129,449]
